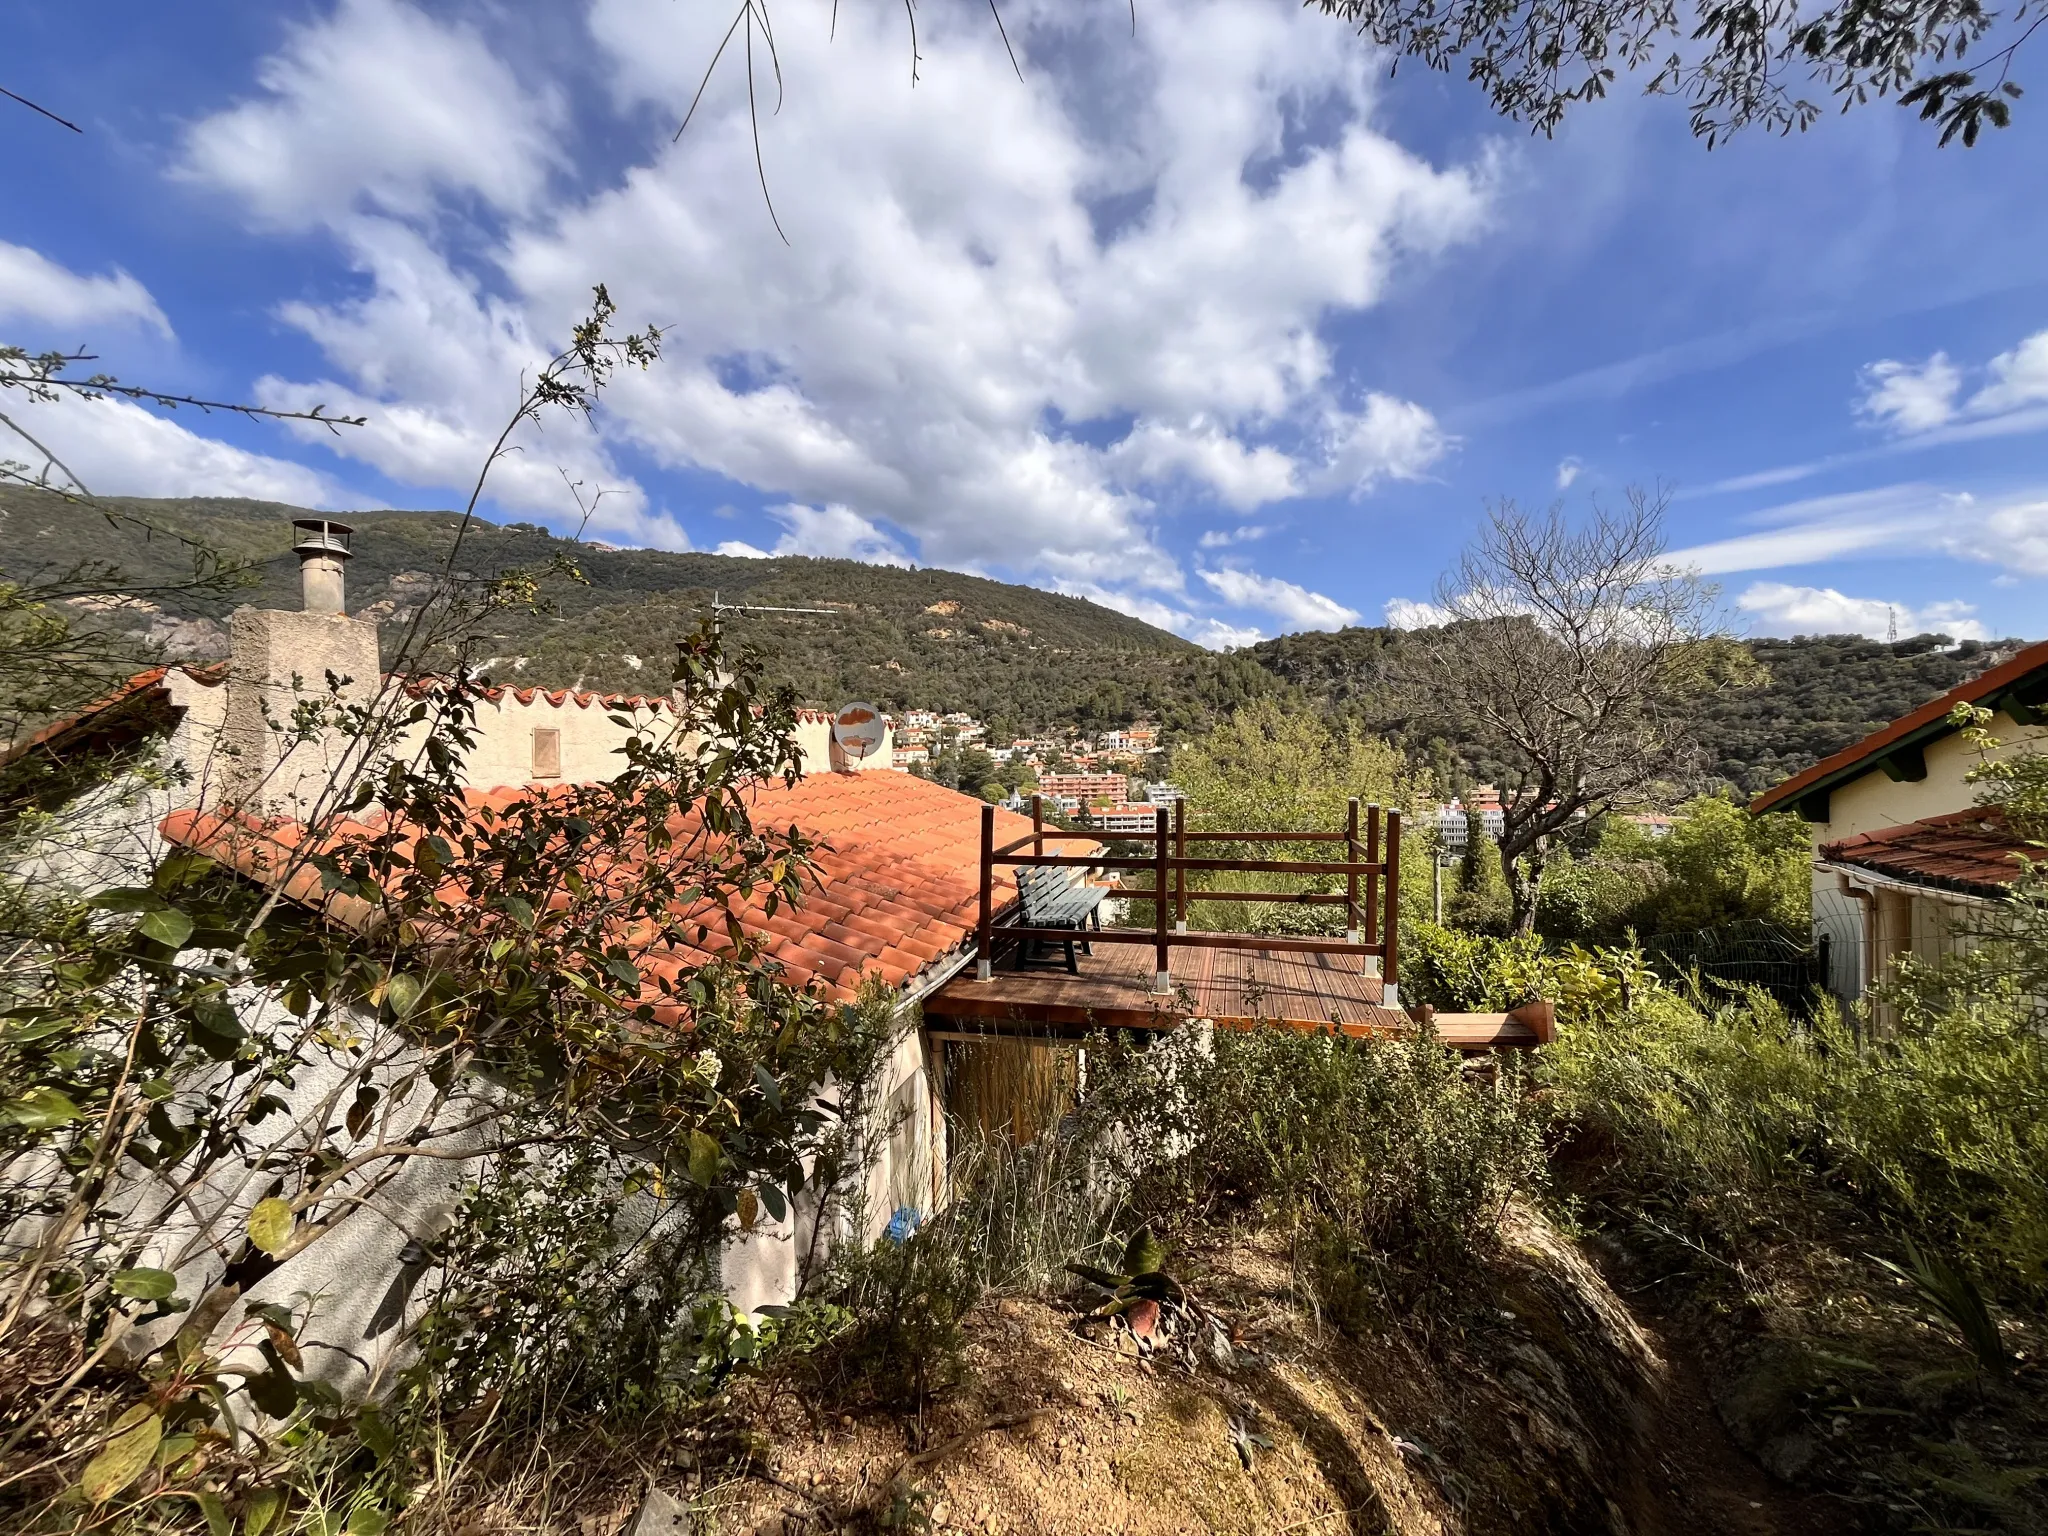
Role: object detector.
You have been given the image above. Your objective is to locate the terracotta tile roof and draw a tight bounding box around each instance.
[0,663,226,768]
[1820,807,2038,898]
[162,772,1099,1015]
[1750,639,2048,816]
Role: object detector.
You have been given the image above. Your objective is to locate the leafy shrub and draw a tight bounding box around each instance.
[1402,920,1661,1026]
[1086,1026,1545,1311]
[1543,982,2048,1302]
[1531,794,1811,945]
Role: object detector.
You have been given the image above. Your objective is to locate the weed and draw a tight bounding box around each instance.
[1872,1237,2010,1379]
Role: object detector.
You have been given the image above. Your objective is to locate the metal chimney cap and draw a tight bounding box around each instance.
[292,518,354,558]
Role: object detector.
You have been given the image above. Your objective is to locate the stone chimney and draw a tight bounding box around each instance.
[219,518,383,818]
[292,518,353,612]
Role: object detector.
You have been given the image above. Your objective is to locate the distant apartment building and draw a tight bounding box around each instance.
[1143,782,1185,804]
[1086,803,1171,834]
[1100,727,1159,754]
[1435,798,1505,850]
[1036,772,1132,807]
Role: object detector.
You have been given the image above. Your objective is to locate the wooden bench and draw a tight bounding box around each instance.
[1012,865,1108,974]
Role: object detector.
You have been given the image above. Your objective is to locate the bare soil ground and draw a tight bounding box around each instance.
[661,1210,1861,1536]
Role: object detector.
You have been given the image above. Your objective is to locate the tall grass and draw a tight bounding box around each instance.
[1083,1025,1547,1309]
[1543,985,2048,1301]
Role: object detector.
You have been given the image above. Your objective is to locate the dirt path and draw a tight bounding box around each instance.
[1625,1303,1858,1536]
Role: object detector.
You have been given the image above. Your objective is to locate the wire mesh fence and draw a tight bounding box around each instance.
[1640,918,1829,1014]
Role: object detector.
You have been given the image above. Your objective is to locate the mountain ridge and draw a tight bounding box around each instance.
[1,491,2025,794]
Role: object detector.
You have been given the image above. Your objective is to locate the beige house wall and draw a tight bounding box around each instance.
[1805,707,2043,842]
[1799,707,2042,1010]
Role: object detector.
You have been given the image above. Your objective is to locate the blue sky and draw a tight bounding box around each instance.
[4,0,2045,647]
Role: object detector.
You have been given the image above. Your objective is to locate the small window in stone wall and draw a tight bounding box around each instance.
[532,727,562,780]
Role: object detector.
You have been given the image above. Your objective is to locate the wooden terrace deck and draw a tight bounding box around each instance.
[926,940,1550,1051]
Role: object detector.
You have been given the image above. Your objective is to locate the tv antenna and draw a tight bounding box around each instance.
[1887,605,1898,644]
[710,590,840,617]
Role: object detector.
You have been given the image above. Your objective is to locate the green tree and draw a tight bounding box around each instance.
[1311,0,2034,147]
[1170,698,1433,935]
[1448,810,1513,934]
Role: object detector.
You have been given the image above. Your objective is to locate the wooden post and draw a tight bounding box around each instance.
[1173,795,1188,933]
[1364,804,1381,964]
[977,802,995,981]
[1153,806,1171,993]
[1031,793,1044,858]
[1382,807,1402,1007]
[1345,797,1361,944]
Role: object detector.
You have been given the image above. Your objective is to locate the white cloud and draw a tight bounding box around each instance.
[1555,456,1582,490]
[763,502,913,566]
[1106,421,1298,510]
[1971,331,2048,417]
[1199,566,1360,631]
[715,540,772,559]
[177,0,564,229]
[1857,354,1962,434]
[1668,484,1956,574]
[1192,619,1265,649]
[180,0,1488,627]
[0,243,170,335]
[1310,394,1451,494]
[1939,496,2048,578]
[1383,596,1451,629]
[1854,327,2048,441]
[1,392,347,505]
[1736,582,1988,642]
[1197,524,1267,548]
[1670,481,2048,585]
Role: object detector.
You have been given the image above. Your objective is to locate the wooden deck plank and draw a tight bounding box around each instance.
[927,930,1549,1052]
[930,932,1411,1036]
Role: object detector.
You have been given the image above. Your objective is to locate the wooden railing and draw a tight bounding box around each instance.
[975,795,1402,1000]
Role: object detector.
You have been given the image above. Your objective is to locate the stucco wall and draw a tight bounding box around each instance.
[1805,707,2045,843]
[4,964,941,1403]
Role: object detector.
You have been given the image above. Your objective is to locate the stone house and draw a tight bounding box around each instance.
[1,519,1085,1394]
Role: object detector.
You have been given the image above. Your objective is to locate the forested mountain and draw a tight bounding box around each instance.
[1245,625,2029,797]
[4,491,2021,792]
[0,492,1274,740]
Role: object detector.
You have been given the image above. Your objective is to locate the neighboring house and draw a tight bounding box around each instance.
[1750,638,2048,1006]
[0,519,1083,1392]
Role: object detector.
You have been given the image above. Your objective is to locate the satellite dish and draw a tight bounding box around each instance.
[832,702,886,761]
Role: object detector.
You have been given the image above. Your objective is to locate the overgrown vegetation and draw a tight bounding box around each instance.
[0,295,923,1532]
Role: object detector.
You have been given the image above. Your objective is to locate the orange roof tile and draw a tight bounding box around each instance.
[161,771,1100,1014]
[1820,807,2038,898]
